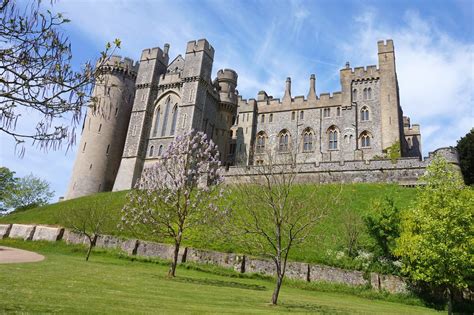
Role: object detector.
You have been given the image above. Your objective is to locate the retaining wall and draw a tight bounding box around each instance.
[0,224,408,294]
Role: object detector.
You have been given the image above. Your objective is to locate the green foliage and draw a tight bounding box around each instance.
[396,156,474,292]
[0,167,17,212]
[456,128,474,185]
[0,239,438,314]
[2,173,54,211]
[364,196,400,259]
[386,141,401,162]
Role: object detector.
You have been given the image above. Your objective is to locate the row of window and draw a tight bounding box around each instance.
[149,145,163,157]
[257,106,370,124]
[352,87,373,101]
[256,128,372,153]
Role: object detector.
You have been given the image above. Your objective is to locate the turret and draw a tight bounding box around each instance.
[308,74,317,101]
[216,68,238,105]
[283,77,292,102]
[66,56,138,199]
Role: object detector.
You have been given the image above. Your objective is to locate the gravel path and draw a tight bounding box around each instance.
[0,246,45,264]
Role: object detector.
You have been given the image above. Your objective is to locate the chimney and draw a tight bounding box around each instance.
[283,77,291,101]
[308,74,317,100]
[164,43,170,55]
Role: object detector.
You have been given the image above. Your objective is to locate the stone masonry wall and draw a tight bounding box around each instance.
[1,224,408,294]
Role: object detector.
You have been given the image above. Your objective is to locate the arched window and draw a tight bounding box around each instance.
[328,126,338,150]
[161,97,171,137]
[360,131,371,148]
[302,129,313,152]
[337,107,341,116]
[158,145,163,156]
[278,130,290,152]
[149,145,154,157]
[291,111,295,121]
[153,107,161,137]
[407,137,412,148]
[352,89,357,100]
[363,88,368,100]
[300,111,304,120]
[256,132,266,153]
[182,113,187,129]
[170,104,178,135]
[261,114,265,123]
[360,106,369,121]
[269,113,273,122]
[367,87,372,100]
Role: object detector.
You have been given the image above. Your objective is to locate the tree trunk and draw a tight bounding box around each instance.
[446,287,453,315]
[85,234,97,262]
[272,275,283,305]
[168,240,181,277]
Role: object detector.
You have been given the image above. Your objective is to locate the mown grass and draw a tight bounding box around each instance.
[0,239,439,314]
[0,183,417,269]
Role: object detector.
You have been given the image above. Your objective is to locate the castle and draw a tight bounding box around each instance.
[65,39,454,200]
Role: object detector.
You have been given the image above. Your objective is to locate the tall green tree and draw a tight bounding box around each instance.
[456,128,474,185]
[0,167,17,212]
[396,156,473,315]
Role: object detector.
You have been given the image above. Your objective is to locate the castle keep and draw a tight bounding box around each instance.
[66,39,452,200]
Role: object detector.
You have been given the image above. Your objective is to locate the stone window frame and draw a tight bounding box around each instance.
[291,111,296,121]
[300,110,304,120]
[359,130,372,148]
[256,131,267,154]
[352,88,358,101]
[261,114,265,123]
[278,129,291,153]
[269,113,273,123]
[327,126,339,150]
[152,105,161,137]
[323,108,330,118]
[149,145,154,157]
[170,104,178,136]
[302,128,314,152]
[360,106,370,121]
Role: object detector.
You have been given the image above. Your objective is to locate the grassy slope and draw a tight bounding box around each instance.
[0,183,417,266]
[0,239,439,314]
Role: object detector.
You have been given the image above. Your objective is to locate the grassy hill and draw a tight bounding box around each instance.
[0,183,417,270]
[0,239,439,314]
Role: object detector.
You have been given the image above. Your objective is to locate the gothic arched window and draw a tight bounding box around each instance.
[361,106,370,121]
[256,132,266,153]
[170,104,178,135]
[363,88,368,100]
[269,113,273,122]
[352,89,357,100]
[149,145,154,157]
[153,107,161,137]
[360,131,371,148]
[158,145,163,156]
[278,130,290,152]
[367,87,372,100]
[302,129,314,152]
[161,96,171,137]
[328,126,339,150]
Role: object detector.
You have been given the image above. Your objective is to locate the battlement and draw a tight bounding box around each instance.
[186,39,215,58]
[98,55,139,76]
[217,68,238,82]
[341,65,379,80]
[378,39,394,54]
[140,46,169,64]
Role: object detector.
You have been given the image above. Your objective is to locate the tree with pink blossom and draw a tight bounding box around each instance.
[121,130,226,277]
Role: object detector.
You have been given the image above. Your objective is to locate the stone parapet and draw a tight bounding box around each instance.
[32,226,64,242]
[8,224,36,240]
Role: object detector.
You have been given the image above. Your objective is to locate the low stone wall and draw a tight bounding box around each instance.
[370,273,407,294]
[32,226,64,242]
[0,224,408,294]
[8,224,36,241]
[0,224,12,239]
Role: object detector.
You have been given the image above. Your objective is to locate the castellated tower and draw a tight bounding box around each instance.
[215,69,238,165]
[65,56,138,200]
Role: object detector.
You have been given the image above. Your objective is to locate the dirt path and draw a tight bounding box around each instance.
[0,246,45,264]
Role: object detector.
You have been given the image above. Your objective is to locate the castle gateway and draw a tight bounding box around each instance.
[65,39,457,200]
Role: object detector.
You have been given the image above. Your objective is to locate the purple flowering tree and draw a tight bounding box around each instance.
[121,130,225,277]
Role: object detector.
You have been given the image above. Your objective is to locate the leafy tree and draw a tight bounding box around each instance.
[364,196,400,259]
[396,156,474,314]
[2,173,54,210]
[0,167,17,212]
[61,200,114,261]
[456,128,474,185]
[1,0,120,153]
[121,130,226,277]
[225,149,339,305]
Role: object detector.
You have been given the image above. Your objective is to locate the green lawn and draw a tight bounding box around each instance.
[0,183,417,268]
[0,239,439,314]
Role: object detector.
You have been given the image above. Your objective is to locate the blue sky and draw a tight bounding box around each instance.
[1,0,473,200]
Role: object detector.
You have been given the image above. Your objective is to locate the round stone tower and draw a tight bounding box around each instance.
[65,56,138,200]
[215,69,238,164]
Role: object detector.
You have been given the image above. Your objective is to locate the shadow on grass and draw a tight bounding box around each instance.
[169,276,267,291]
[278,302,352,314]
